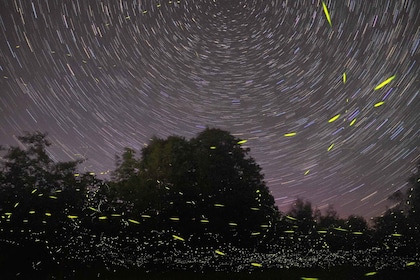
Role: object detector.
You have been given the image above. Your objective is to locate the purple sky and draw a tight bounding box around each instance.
[1,0,419,220]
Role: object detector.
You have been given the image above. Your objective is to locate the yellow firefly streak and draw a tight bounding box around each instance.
[128,219,140,224]
[374,101,384,107]
[170,217,180,221]
[374,75,396,90]
[406,262,416,266]
[328,114,341,123]
[45,212,52,217]
[67,215,78,219]
[98,216,107,220]
[304,170,310,175]
[286,215,297,221]
[111,214,122,217]
[214,204,225,207]
[322,1,332,27]
[364,272,377,276]
[301,277,319,280]
[237,140,248,144]
[284,132,297,137]
[251,262,262,267]
[141,214,151,218]
[14,202,19,208]
[210,146,216,149]
[228,222,238,226]
[88,207,100,212]
[343,72,347,84]
[350,118,357,126]
[215,250,225,256]
[49,196,58,199]
[327,143,334,151]
[31,189,37,194]
[172,235,185,241]
[284,230,295,234]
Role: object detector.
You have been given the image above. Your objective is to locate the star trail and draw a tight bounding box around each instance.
[0,0,419,220]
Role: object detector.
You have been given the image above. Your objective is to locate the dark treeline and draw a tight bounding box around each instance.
[0,129,419,276]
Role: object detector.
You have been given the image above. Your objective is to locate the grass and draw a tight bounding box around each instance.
[65,266,420,280]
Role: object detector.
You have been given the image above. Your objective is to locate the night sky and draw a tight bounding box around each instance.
[0,0,419,220]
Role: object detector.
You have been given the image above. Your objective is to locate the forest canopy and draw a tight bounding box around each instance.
[0,129,419,277]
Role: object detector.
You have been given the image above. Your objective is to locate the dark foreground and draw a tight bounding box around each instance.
[1,242,419,279]
[3,266,420,280]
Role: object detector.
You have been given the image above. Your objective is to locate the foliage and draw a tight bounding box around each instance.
[407,160,420,224]
[110,128,280,247]
[1,130,420,275]
[0,132,106,272]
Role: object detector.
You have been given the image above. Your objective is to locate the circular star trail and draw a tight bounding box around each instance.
[0,0,419,220]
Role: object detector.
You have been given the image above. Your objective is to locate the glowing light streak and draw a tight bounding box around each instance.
[215,250,225,256]
[374,101,384,107]
[328,114,341,123]
[374,75,396,90]
[172,235,185,241]
[322,1,332,26]
[284,132,297,137]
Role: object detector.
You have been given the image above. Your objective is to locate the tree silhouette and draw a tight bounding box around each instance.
[283,198,318,250]
[371,160,420,254]
[110,128,280,247]
[317,204,344,229]
[0,132,93,275]
[193,128,280,247]
[344,215,372,250]
[287,198,315,235]
[111,147,139,182]
[407,160,420,225]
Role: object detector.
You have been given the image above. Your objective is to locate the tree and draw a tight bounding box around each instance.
[407,160,420,225]
[0,132,86,229]
[346,215,368,232]
[189,128,278,247]
[287,198,315,234]
[111,128,280,247]
[372,161,420,253]
[345,215,372,250]
[111,147,139,182]
[0,132,95,275]
[317,204,343,229]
